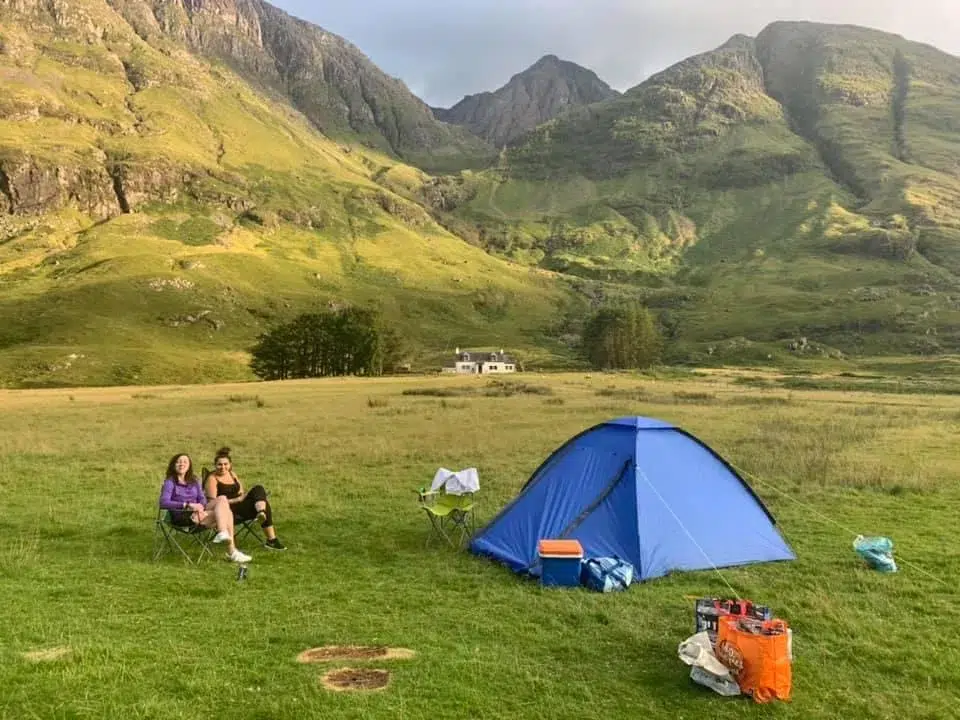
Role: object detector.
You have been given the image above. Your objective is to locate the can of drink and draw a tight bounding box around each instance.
[237,565,248,582]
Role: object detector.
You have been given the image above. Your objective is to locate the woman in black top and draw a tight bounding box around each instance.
[204,447,286,550]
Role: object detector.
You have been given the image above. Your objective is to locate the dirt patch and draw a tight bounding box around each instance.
[23,646,71,663]
[321,667,390,692]
[297,645,415,663]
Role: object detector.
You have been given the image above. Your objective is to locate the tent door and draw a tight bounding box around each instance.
[527,459,632,574]
[559,459,632,539]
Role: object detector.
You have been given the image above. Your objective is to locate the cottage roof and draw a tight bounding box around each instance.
[454,349,515,363]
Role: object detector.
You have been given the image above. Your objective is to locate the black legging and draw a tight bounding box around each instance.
[232,484,273,529]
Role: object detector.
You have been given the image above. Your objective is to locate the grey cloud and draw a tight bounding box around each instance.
[274,0,960,107]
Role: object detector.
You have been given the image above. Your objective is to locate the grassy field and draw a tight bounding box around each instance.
[0,370,957,719]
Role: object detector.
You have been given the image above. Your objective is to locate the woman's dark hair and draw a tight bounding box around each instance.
[214,446,232,463]
[166,453,197,483]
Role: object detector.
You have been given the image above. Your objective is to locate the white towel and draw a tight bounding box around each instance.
[430,467,480,495]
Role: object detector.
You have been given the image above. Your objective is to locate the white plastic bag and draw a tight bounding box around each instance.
[690,666,741,697]
[679,631,741,697]
[678,632,730,676]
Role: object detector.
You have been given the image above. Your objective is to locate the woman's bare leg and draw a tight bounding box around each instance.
[208,497,237,554]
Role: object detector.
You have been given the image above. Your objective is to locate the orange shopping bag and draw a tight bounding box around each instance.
[715,615,792,703]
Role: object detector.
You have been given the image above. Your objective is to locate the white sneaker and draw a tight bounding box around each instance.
[212,531,231,544]
[228,549,252,563]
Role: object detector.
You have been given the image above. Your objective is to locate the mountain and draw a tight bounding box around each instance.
[446,22,960,359]
[104,0,495,172]
[0,0,569,387]
[433,54,620,147]
[4,8,960,387]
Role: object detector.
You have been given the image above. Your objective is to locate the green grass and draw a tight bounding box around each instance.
[0,206,574,386]
[0,370,958,718]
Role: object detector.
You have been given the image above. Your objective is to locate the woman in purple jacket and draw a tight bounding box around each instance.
[159,453,252,563]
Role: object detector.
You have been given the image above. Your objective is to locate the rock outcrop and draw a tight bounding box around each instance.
[107,0,494,168]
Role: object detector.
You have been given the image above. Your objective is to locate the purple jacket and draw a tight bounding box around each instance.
[159,477,207,511]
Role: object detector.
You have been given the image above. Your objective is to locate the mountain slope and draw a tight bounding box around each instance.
[5,8,960,385]
[0,0,571,387]
[754,22,960,268]
[433,54,620,147]
[101,0,495,172]
[440,24,960,359]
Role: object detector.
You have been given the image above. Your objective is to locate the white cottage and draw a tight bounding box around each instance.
[443,348,517,375]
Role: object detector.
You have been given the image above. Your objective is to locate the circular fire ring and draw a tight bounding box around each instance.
[297,645,415,663]
[321,667,391,692]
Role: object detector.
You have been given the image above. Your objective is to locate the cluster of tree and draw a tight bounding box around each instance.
[581,301,661,370]
[249,299,659,379]
[250,306,403,380]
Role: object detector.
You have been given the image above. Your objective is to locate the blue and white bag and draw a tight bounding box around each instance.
[853,535,897,573]
[580,556,635,592]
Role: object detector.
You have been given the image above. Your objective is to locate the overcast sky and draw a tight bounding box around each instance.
[272,0,960,108]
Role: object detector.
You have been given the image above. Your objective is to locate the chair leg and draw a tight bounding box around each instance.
[448,510,473,548]
[425,513,454,548]
[248,520,267,547]
[446,515,466,548]
[235,521,251,549]
[155,521,212,565]
[153,524,168,561]
[162,523,195,564]
[192,532,214,563]
[174,532,200,565]
[235,519,267,550]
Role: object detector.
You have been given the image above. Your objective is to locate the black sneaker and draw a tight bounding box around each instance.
[265,538,286,551]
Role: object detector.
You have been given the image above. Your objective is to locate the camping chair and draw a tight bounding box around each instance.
[417,467,480,548]
[417,489,477,548]
[201,466,269,551]
[152,507,215,565]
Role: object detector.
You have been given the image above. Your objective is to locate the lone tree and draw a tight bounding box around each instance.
[250,306,403,380]
[581,301,661,370]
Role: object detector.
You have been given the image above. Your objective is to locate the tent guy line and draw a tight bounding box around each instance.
[636,463,743,599]
[730,463,949,587]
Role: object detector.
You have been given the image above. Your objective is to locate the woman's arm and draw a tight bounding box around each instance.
[158,479,186,511]
[229,472,246,504]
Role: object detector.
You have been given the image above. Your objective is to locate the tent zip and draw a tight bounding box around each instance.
[526,459,632,572]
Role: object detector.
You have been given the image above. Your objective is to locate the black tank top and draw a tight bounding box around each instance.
[217,476,241,499]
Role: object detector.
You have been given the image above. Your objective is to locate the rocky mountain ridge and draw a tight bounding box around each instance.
[432,54,619,147]
[4,0,494,171]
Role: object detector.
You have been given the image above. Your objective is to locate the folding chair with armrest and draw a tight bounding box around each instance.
[152,507,215,565]
[417,467,480,548]
[418,489,477,548]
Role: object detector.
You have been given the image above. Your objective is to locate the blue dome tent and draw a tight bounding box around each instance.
[469,417,795,582]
